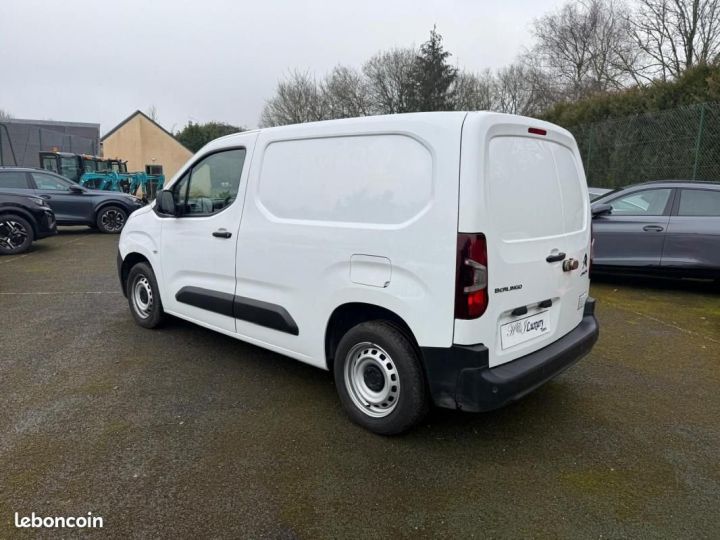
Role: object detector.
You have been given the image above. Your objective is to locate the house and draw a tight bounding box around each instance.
[101,110,192,180]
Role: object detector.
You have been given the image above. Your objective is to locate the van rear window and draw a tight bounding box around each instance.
[487,137,585,241]
[257,135,432,225]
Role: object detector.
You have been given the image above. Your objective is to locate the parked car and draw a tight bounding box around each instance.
[588,187,612,201]
[118,112,599,435]
[591,180,720,279]
[0,191,57,255]
[0,167,145,233]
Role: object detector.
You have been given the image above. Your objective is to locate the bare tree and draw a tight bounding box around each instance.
[146,105,159,122]
[630,0,720,80]
[260,70,327,127]
[362,48,417,114]
[495,64,554,116]
[0,108,12,121]
[528,0,638,99]
[453,70,496,110]
[322,65,372,119]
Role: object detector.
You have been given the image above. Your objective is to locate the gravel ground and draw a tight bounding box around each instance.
[1,228,718,538]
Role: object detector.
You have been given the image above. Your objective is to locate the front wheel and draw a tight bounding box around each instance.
[96,205,127,234]
[0,214,34,255]
[334,321,428,435]
[127,262,165,328]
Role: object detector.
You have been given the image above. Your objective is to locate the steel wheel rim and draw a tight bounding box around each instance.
[101,209,125,232]
[132,275,153,318]
[0,220,28,250]
[344,342,400,418]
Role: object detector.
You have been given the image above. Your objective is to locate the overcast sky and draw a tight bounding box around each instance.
[0,0,563,134]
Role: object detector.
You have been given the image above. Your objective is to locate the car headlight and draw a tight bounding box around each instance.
[31,197,47,206]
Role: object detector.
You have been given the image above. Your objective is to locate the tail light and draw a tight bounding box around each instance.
[455,233,488,319]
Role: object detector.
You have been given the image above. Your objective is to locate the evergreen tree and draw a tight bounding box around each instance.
[175,121,244,153]
[406,26,458,111]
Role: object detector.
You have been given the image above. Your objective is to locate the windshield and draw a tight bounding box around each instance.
[60,156,81,182]
[41,155,59,174]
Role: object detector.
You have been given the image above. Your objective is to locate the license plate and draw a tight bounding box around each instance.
[500,310,551,350]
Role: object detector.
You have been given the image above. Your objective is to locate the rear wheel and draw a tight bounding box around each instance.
[0,214,34,255]
[127,262,165,328]
[334,321,428,435]
[96,205,127,234]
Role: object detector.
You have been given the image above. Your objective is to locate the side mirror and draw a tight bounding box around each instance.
[157,190,177,216]
[68,184,84,194]
[591,203,612,217]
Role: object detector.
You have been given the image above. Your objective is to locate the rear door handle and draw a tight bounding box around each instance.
[40,194,51,199]
[212,230,232,238]
[546,252,566,263]
[643,225,664,232]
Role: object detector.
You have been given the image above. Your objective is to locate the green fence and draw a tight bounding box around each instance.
[568,102,720,188]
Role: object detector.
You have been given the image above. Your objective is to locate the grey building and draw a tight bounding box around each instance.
[0,118,100,168]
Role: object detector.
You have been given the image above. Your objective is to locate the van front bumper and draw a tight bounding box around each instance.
[420,298,599,412]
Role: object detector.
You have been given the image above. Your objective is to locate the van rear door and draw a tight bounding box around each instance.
[456,114,590,367]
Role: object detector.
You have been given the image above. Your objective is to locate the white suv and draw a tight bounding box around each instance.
[118,112,599,435]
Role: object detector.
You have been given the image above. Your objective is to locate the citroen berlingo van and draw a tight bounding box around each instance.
[117,112,599,435]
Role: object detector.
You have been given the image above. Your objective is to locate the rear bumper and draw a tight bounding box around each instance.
[420,298,599,412]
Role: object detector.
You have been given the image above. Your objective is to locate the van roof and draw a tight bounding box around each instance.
[206,111,573,153]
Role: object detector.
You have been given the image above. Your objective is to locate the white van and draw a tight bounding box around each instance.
[118,112,598,435]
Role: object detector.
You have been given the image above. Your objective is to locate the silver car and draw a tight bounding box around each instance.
[591,181,720,280]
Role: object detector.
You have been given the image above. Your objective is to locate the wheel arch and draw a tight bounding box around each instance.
[120,252,152,296]
[94,200,131,220]
[324,302,420,371]
[0,207,38,237]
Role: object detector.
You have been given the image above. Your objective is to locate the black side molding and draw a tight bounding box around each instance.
[233,295,299,336]
[175,286,299,336]
[176,286,234,317]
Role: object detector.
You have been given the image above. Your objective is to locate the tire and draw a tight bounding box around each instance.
[96,205,127,234]
[334,321,428,435]
[0,214,34,255]
[127,262,165,328]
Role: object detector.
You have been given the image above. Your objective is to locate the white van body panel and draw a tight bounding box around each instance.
[119,205,162,276]
[457,113,591,367]
[234,114,464,368]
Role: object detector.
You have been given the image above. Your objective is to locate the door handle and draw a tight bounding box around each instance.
[40,195,51,199]
[546,251,566,263]
[212,230,232,238]
[643,225,664,232]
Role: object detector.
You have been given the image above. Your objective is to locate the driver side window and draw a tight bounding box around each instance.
[609,188,672,216]
[171,148,246,216]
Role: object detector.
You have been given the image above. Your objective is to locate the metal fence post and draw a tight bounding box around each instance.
[692,103,706,180]
[585,124,594,183]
